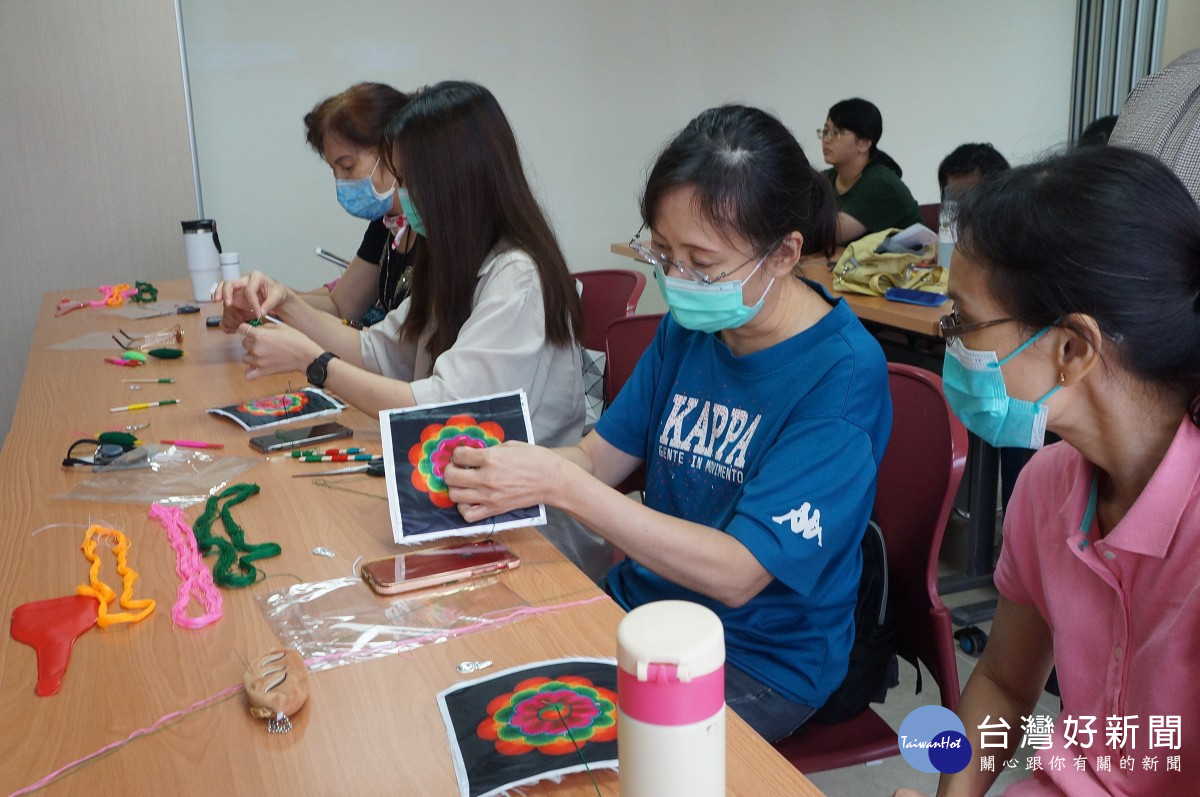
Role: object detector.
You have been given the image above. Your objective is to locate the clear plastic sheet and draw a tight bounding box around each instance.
[55,445,259,507]
[48,331,125,351]
[257,575,529,672]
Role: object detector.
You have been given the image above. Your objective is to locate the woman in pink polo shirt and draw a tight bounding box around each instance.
[897,147,1200,795]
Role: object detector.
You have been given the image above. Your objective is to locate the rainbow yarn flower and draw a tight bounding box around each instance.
[476,675,618,756]
[408,414,504,508]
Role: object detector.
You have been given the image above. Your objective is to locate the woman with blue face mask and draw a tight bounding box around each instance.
[216,80,586,445]
[302,82,418,326]
[217,83,417,328]
[440,105,894,742]
[893,147,1200,797]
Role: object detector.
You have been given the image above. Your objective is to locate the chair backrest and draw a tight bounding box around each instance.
[603,313,664,497]
[575,269,647,351]
[603,313,664,406]
[878,363,968,710]
[918,203,941,232]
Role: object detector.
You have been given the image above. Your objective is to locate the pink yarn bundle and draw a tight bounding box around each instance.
[148,503,223,629]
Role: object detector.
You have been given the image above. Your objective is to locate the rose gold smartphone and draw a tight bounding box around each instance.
[360,540,520,595]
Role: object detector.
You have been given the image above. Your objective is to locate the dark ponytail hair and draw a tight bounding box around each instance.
[956,146,1200,426]
[303,82,409,155]
[828,98,904,178]
[382,81,582,360]
[641,105,838,259]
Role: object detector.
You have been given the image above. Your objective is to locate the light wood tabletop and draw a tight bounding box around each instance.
[0,280,823,796]
[610,241,945,338]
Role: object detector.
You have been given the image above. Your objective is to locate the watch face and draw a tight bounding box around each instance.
[307,360,327,387]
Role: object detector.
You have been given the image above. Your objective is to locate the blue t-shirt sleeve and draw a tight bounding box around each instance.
[729,416,879,597]
[594,315,669,459]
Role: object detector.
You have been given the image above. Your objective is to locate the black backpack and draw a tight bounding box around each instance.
[811,516,899,723]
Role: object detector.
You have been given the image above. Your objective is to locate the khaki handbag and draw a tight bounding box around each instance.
[832,228,946,297]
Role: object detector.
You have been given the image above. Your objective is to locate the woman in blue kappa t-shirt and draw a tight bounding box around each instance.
[443,105,892,742]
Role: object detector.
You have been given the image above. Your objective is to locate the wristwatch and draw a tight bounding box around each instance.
[306,352,338,388]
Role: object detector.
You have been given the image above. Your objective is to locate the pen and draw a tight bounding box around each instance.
[161,439,224,449]
[289,447,367,457]
[299,454,381,463]
[316,248,351,270]
[124,378,175,384]
[110,399,181,413]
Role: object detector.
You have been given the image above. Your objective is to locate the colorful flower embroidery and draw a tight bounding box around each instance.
[476,676,618,756]
[239,392,309,417]
[408,414,504,508]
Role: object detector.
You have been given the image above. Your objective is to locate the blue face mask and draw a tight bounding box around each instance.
[397,188,426,237]
[653,256,775,334]
[941,326,1062,449]
[335,158,396,220]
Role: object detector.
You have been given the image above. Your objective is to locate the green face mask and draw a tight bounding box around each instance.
[652,255,775,334]
[397,188,426,237]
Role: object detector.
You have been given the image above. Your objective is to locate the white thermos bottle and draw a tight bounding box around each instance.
[617,600,726,797]
[181,219,222,302]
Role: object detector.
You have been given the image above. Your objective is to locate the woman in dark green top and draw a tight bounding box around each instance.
[820,98,921,244]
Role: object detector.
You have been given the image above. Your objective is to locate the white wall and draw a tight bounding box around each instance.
[0,1,197,445]
[180,0,1077,312]
[1163,0,1200,67]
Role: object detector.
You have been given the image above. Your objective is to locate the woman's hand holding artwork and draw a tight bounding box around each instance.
[443,441,564,522]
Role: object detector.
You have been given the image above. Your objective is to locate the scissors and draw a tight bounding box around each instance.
[292,461,385,478]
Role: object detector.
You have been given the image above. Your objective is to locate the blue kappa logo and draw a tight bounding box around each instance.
[897,705,972,774]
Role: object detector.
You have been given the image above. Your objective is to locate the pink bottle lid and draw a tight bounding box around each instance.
[617,600,725,726]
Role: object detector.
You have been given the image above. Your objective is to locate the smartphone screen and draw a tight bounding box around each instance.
[249,422,352,453]
[361,541,519,595]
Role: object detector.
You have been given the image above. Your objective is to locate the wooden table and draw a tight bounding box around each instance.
[609,241,945,338]
[0,280,823,796]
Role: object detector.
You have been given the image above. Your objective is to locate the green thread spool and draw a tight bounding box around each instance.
[97,431,138,449]
[190,483,281,588]
[133,281,158,303]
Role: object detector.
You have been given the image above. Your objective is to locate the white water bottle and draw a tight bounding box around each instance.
[937,196,959,269]
[181,219,222,301]
[219,251,241,281]
[617,600,726,797]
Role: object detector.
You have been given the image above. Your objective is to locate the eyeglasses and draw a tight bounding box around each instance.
[938,309,1015,339]
[817,126,848,141]
[628,225,766,285]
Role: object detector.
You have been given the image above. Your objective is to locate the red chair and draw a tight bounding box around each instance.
[603,313,664,496]
[773,363,968,773]
[575,269,647,351]
[919,203,941,231]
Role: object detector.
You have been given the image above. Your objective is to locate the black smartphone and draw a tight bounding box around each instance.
[249,422,353,453]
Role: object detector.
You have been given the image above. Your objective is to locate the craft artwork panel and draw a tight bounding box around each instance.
[206,387,346,431]
[379,391,545,544]
[437,658,619,797]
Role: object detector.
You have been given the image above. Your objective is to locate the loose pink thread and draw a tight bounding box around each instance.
[8,594,608,795]
[8,683,243,797]
[148,503,223,629]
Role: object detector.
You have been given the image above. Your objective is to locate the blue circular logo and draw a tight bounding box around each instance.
[897,705,972,774]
